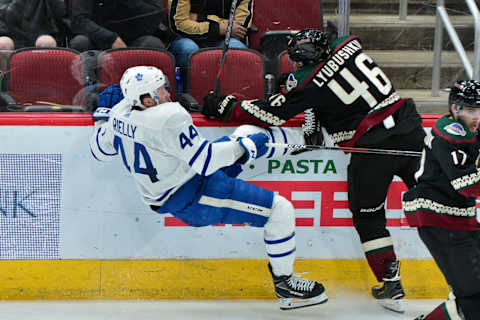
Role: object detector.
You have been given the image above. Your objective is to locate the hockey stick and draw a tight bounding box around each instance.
[266,143,422,157]
[214,0,239,93]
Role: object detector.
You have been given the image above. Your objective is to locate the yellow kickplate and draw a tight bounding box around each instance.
[0,260,448,300]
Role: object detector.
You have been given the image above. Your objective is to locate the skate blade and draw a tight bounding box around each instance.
[377,298,404,313]
[279,292,328,310]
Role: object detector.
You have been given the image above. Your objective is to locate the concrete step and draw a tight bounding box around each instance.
[322,0,471,15]
[397,89,448,114]
[365,50,471,89]
[325,14,475,50]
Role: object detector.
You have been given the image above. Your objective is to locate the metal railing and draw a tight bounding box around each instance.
[432,0,480,96]
[337,0,408,36]
[399,0,408,20]
[337,0,350,37]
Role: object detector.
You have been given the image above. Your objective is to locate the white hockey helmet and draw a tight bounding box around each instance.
[120,66,166,108]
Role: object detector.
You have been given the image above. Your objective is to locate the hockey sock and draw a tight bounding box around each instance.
[362,237,397,282]
[264,195,296,276]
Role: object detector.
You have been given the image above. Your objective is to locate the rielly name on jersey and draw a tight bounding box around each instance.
[90,99,245,207]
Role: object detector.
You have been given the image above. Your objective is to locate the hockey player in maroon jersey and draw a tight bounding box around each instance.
[403,80,480,320]
[202,28,427,313]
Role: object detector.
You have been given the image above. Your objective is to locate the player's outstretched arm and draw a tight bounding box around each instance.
[89,91,124,162]
[202,85,315,127]
[162,106,268,175]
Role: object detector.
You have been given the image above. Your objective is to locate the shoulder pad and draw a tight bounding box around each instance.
[287,63,318,92]
[140,102,190,129]
[433,115,475,143]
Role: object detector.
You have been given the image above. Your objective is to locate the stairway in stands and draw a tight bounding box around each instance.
[322,0,475,114]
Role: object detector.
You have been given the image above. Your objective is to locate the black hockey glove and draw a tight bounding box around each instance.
[292,108,324,155]
[202,91,238,121]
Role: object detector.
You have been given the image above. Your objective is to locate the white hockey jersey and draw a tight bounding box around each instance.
[90,100,245,206]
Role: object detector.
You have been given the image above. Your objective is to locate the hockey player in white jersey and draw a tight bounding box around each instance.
[89,66,327,310]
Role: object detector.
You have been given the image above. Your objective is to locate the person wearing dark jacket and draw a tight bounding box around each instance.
[0,0,66,49]
[403,80,480,320]
[70,0,166,51]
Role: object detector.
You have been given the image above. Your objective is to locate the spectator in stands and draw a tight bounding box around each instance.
[0,0,66,70]
[70,0,170,52]
[0,0,66,49]
[168,0,253,91]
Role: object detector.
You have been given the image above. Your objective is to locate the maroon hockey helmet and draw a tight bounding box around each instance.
[287,28,330,66]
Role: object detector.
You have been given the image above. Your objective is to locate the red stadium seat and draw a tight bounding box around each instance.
[97,48,176,99]
[249,1,322,55]
[4,47,86,108]
[187,48,266,103]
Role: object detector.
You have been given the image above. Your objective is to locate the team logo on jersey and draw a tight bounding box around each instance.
[286,74,298,92]
[444,123,467,136]
[135,73,144,81]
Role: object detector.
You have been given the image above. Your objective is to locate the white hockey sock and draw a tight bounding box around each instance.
[264,195,296,276]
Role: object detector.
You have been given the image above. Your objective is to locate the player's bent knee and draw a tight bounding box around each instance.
[264,195,295,238]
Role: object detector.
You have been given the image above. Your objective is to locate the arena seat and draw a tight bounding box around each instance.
[3,47,86,110]
[186,48,267,104]
[97,48,176,100]
[249,0,323,58]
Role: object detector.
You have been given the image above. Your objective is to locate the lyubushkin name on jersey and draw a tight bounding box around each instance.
[312,38,362,88]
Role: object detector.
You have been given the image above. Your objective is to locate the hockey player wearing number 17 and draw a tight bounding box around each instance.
[403,80,480,320]
[202,29,427,313]
[89,66,327,310]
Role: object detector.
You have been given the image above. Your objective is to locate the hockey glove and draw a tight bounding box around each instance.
[92,107,112,122]
[93,84,124,123]
[202,91,238,121]
[237,132,269,165]
[97,84,123,108]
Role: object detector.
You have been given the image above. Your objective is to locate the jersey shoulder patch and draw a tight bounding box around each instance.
[287,63,318,92]
[434,115,475,142]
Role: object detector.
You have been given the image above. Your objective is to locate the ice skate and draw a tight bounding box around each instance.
[268,263,328,310]
[371,261,405,313]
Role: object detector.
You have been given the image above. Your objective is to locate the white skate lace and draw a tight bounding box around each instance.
[287,275,315,292]
[302,109,316,136]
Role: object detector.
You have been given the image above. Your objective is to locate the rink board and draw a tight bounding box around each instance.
[0,260,447,300]
[0,113,452,299]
